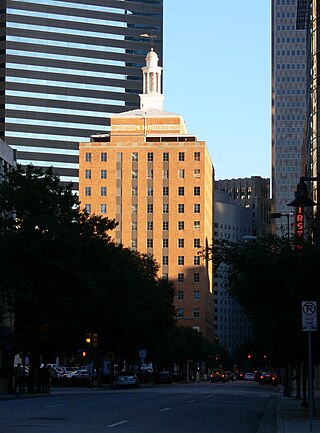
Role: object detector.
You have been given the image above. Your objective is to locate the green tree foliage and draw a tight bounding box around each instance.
[0,165,176,384]
[206,236,320,366]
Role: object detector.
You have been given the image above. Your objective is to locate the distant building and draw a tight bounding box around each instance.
[79,49,214,339]
[271,0,308,235]
[0,139,16,180]
[213,191,253,356]
[215,177,271,238]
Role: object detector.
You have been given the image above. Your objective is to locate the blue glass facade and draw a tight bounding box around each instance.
[0,0,163,187]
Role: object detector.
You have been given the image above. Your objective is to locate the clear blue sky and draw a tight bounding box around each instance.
[163,1,271,181]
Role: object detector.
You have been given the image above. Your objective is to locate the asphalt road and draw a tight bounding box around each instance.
[0,381,279,433]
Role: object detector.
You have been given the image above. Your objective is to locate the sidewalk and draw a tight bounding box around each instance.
[277,392,320,433]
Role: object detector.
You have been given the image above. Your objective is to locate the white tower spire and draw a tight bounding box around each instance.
[139,48,164,110]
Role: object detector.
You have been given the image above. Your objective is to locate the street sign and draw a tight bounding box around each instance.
[302,301,317,331]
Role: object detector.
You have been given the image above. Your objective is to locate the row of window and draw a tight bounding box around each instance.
[275,76,306,83]
[85,186,200,196]
[85,151,201,162]
[275,37,305,44]
[130,220,197,231]
[177,289,200,300]
[139,239,202,251]
[177,308,200,319]
[85,168,201,180]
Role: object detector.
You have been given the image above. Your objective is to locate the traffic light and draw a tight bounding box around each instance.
[92,333,98,348]
[85,332,91,347]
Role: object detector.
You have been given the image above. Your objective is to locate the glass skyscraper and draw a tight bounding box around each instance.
[271,0,307,235]
[1,0,163,188]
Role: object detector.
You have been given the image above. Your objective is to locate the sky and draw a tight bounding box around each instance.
[163,1,271,181]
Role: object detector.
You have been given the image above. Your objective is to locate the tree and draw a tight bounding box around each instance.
[204,236,320,367]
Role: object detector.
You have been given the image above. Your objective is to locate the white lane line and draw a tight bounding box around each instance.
[160,407,171,412]
[107,421,128,428]
[259,394,271,397]
[45,404,62,408]
[100,398,112,401]
[187,399,195,403]
[203,393,215,399]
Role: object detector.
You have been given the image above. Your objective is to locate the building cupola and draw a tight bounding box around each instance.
[139,48,164,110]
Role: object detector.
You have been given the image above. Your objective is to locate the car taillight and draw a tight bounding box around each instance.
[260,376,263,379]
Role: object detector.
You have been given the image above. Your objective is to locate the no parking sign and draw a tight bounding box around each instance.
[302,301,318,331]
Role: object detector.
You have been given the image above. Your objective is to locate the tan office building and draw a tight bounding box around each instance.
[79,49,214,339]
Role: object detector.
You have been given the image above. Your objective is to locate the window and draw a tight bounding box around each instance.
[163,152,169,161]
[100,169,107,179]
[194,256,200,265]
[163,204,169,213]
[131,239,137,248]
[131,221,137,231]
[178,186,184,196]
[84,204,91,213]
[162,256,168,265]
[194,152,200,161]
[147,239,153,248]
[178,204,184,213]
[194,204,200,213]
[162,169,169,179]
[163,239,168,248]
[193,290,200,300]
[147,152,153,162]
[132,152,138,162]
[178,238,184,248]
[177,308,184,318]
[193,169,200,178]
[178,152,185,161]
[194,238,200,248]
[85,169,91,179]
[194,186,200,196]
[132,186,138,196]
[193,308,200,318]
[163,221,169,230]
[147,187,153,196]
[147,169,153,179]
[177,273,184,282]
[100,186,107,196]
[177,290,184,300]
[132,170,138,179]
[132,204,138,214]
[101,152,107,162]
[178,221,184,230]
[147,221,153,231]
[85,152,91,162]
[100,204,106,214]
[163,186,169,196]
[178,169,185,179]
[85,187,91,196]
[194,221,200,230]
[147,204,153,213]
[178,256,184,265]
[193,273,200,283]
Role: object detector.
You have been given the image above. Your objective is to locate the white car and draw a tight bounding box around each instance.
[244,372,255,381]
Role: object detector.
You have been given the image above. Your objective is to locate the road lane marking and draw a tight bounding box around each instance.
[160,407,171,412]
[107,421,128,428]
[203,393,215,399]
[45,404,62,408]
[187,400,195,403]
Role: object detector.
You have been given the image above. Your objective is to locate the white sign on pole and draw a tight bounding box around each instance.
[302,301,317,331]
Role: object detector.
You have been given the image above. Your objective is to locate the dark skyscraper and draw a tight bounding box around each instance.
[1,0,163,188]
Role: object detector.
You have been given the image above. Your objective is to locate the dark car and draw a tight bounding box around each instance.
[154,371,172,384]
[113,371,140,389]
[259,372,278,386]
[210,369,226,383]
[224,371,236,382]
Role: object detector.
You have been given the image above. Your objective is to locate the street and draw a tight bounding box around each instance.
[0,381,279,433]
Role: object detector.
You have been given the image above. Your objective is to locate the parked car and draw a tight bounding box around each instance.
[69,370,91,379]
[210,369,226,383]
[113,371,140,389]
[236,371,245,381]
[224,371,236,381]
[259,372,278,386]
[244,372,255,381]
[154,371,172,384]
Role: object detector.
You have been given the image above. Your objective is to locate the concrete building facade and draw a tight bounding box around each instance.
[215,177,271,238]
[79,49,214,339]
